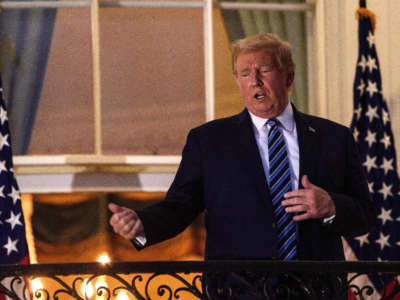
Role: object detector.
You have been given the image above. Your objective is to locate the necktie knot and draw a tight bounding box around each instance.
[266,119,278,127]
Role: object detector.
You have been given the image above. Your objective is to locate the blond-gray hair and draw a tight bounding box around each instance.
[231,33,295,74]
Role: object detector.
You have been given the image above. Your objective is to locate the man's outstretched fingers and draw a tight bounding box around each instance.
[108,202,123,213]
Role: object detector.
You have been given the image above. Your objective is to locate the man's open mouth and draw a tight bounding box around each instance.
[254,92,266,100]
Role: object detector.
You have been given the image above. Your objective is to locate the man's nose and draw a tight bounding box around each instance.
[250,71,263,87]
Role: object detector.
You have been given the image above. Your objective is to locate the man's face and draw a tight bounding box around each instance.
[234,49,294,119]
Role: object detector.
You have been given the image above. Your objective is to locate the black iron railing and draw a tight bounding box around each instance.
[0,261,399,300]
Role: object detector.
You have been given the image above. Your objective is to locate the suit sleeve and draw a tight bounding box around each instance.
[135,129,205,247]
[327,128,377,237]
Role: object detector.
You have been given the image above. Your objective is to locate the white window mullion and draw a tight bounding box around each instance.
[91,0,103,155]
[306,0,328,119]
[203,0,215,122]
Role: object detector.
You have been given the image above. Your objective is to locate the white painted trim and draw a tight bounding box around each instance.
[0,1,91,8]
[0,1,312,10]
[16,172,175,193]
[0,0,204,9]
[305,0,315,115]
[91,0,103,155]
[204,0,215,122]
[14,155,68,166]
[218,2,313,12]
[307,0,328,118]
[13,155,181,166]
[100,0,204,8]
[125,155,181,165]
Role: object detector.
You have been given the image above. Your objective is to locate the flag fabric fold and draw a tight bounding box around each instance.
[346,6,400,298]
[0,76,30,300]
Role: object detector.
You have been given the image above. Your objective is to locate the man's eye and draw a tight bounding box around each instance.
[260,69,272,74]
[240,73,250,77]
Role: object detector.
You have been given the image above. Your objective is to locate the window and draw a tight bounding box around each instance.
[0,0,314,192]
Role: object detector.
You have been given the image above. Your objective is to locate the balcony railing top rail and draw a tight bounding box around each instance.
[1,260,400,276]
[1,261,399,300]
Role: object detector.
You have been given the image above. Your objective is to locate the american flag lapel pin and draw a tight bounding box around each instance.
[308,126,316,133]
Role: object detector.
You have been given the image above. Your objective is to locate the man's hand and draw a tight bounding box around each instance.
[281,175,336,221]
[108,202,145,240]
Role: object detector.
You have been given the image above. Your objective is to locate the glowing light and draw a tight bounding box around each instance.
[81,278,94,298]
[31,279,43,293]
[81,277,108,299]
[95,280,108,290]
[82,253,109,299]
[97,253,111,264]
[116,290,130,300]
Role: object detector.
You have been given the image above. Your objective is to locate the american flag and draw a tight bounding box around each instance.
[345,6,400,298]
[0,76,30,299]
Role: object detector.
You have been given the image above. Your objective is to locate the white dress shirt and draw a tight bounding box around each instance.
[249,103,300,191]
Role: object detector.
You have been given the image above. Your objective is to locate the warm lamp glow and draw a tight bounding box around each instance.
[97,253,111,264]
[116,290,130,300]
[82,277,109,299]
[31,278,43,293]
[95,280,108,290]
[80,253,110,298]
[81,279,94,298]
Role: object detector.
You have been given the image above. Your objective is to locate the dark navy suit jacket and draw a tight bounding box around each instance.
[137,106,376,261]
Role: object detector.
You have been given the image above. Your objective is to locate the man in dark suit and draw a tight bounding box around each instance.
[109,33,376,299]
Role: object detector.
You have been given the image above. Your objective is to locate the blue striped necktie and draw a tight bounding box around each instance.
[267,119,297,260]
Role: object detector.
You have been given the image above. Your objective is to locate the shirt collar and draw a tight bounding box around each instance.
[249,102,295,133]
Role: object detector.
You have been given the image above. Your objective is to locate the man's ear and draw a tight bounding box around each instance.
[287,71,295,88]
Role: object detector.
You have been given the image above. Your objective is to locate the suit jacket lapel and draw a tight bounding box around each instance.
[234,110,270,202]
[293,106,320,188]
[231,106,321,204]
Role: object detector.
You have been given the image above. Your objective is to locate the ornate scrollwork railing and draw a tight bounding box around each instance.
[0,261,399,300]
